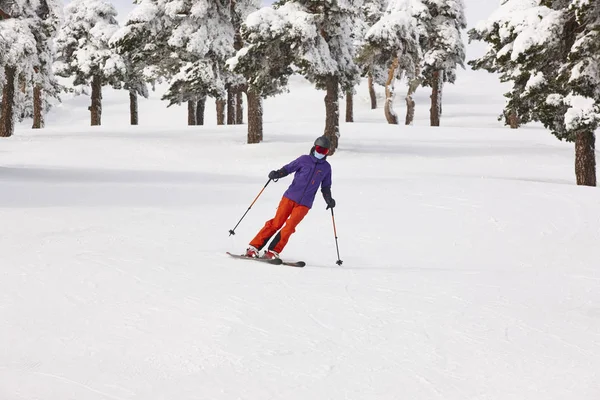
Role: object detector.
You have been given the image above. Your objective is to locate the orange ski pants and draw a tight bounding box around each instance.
[250,197,309,254]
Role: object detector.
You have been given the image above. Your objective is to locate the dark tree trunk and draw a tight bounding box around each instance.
[90,75,102,126]
[430,69,442,127]
[188,100,196,125]
[439,81,443,116]
[575,131,596,186]
[236,91,244,124]
[0,66,16,137]
[405,94,415,125]
[508,109,519,129]
[232,2,244,126]
[247,88,262,144]
[196,97,206,126]
[324,75,340,154]
[33,84,43,129]
[345,90,353,123]
[384,58,399,125]
[368,71,377,109]
[227,87,236,125]
[405,76,420,126]
[129,90,138,125]
[216,99,225,125]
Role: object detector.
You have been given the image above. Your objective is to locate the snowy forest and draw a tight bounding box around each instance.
[1,0,599,185]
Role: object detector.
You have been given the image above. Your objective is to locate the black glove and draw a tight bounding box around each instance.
[322,186,335,209]
[326,197,336,210]
[268,169,287,180]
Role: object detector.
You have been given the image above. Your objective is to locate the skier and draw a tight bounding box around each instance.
[245,136,336,260]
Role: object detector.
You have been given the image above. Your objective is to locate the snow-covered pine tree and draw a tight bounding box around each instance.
[121,55,149,126]
[357,0,387,109]
[227,4,297,143]
[159,0,233,125]
[230,0,362,152]
[111,0,172,126]
[157,0,259,126]
[469,0,600,186]
[421,0,466,126]
[30,0,62,129]
[0,0,38,137]
[343,1,373,123]
[1,0,63,130]
[361,0,429,125]
[54,0,125,126]
[111,0,189,124]
[467,0,528,129]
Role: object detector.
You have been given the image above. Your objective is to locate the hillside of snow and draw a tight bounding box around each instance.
[1,67,599,399]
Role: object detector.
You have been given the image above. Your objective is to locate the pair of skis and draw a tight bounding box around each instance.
[226,252,305,268]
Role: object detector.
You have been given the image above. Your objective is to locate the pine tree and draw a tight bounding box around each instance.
[230,0,363,152]
[119,0,258,126]
[30,0,62,129]
[159,0,234,124]
[421,0,466,126]
[361,0,429,125]
[111,0,169,126]
[0,0,61,136]
[162,0,259,126]
[467,0,527,129]
[357,0,387,109]
[227,5,296,143]
[54,0,125,126]
[469,0,600,186]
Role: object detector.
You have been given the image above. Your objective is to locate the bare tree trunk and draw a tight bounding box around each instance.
[236,91,244,124]
[233,8,245,126]
[345,89,353,123]
[33,84,43,129]
[405,75,420,126]
[216,99,225,125]
[0,66,16,137]
[324,75,340,154]
[129,90,138,125]
[575,130,596,186]
[368,71,377,109]
[430,69,442,127]
[196,96,206,126]
[439,78,444,116]
[90,74,102,126]
[187,100,196,125]
[507,109,520,129]
[227,87,236,125]
[247,88,262,144]
[384,58,399,125]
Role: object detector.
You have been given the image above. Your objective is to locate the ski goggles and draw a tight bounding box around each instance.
[315,145,329,155]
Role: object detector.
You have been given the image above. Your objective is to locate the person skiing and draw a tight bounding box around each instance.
[245,136,336,259]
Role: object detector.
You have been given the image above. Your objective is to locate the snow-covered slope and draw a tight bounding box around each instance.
[2,71,599,399]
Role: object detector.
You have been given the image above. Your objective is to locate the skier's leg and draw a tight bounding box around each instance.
[269,204,310,254]
[249,197,295,250]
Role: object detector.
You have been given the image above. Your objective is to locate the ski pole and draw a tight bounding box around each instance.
[330,208,343,266]
[229,179,272,236]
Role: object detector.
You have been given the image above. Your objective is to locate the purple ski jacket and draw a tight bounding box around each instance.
[280,154,332,209]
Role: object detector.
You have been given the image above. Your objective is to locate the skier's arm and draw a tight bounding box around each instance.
[269,156,302,180]
[321,171,335,209]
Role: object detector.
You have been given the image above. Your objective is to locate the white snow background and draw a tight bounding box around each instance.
[1,1,599,399]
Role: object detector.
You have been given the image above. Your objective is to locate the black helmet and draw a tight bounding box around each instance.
[314,136,331,149]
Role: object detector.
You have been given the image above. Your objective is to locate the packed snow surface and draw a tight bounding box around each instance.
[1,72,599,399]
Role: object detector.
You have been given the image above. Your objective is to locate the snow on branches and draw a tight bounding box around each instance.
[54,0,124,86]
